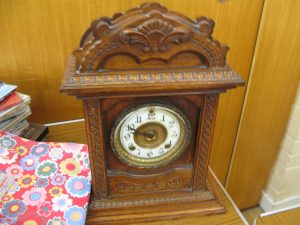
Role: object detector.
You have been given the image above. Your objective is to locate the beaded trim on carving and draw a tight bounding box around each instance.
[89,190,214,208]
[62,55,242,88]
[67,71,240,85]
[63,59,241,87]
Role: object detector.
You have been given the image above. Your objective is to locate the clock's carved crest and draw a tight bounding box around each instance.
[119,18,191,52]
[72,2,229,73]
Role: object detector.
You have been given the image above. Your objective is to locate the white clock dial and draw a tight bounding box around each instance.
[119,106,180,158]
[111,103,191,168]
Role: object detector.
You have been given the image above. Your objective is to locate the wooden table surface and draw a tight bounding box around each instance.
[47,121,246,225]
[255,207,300,225]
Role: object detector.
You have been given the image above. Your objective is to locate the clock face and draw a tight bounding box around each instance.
[111,103,191,168]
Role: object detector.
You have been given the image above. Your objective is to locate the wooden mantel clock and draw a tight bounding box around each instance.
[61,2,244,224]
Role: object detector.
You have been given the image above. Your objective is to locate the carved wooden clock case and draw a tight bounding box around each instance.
[61,3,244,224]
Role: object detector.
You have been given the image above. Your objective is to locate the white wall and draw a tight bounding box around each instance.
[260,84,300,211]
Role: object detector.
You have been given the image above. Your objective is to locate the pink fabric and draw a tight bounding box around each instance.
[0,131,91,225]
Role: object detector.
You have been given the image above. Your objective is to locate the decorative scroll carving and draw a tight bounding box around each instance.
[84,100,108,199]
[119,18,191,52]
[193,94,218,190]
[71,2,229,73]
[112,177,189,194]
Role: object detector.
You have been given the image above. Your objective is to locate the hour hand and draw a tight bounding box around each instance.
[129,127,143,135]
[128,127,144,136]
[128,127,137,133]
[129,127,156,140]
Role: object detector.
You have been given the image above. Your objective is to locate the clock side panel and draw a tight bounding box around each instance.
[100,95,203,197]
[83,99,108,200]
[193,94,220,190]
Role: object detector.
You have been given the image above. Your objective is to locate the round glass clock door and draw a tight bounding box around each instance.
[111,103,191,168]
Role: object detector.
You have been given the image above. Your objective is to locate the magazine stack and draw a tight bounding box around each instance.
[0,82,31,135]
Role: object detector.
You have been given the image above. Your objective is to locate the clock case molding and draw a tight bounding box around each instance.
[61,2,244,224]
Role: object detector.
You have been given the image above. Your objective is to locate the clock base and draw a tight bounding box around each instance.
[86,170,225,225]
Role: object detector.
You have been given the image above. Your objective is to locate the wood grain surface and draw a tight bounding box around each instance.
[0,0,263,186]
[47,121,87,144]
[242,206,263,225]
[256,208,300,225]
[226,0,300,209]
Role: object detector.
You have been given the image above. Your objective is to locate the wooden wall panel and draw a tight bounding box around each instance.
[226,0,300,209]
[0,0,263,183]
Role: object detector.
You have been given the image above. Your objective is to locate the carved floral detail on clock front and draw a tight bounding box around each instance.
[119,18,191,52]
[68,2,230,73]
[112,177,189,194]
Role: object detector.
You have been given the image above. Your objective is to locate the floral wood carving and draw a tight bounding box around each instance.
[112,177,189,194]
[119,18,191,52]
[72,2,229,73]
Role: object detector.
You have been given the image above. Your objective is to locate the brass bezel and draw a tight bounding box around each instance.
[110,103,191,168]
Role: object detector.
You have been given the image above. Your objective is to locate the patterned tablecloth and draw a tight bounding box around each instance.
[0,131,91,225]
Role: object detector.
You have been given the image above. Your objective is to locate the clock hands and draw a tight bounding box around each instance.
[128,127,156,140]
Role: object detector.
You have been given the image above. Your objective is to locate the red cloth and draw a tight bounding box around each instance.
[0,131,91,225]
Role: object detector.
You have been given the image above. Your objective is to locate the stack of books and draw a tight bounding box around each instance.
[0,82,48,140]
[0,82,31,135]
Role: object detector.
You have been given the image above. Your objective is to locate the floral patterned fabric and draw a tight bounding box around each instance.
[0,131,91,225]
